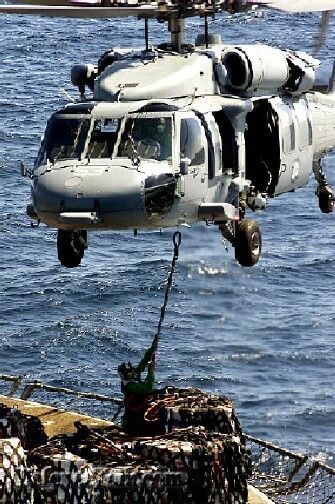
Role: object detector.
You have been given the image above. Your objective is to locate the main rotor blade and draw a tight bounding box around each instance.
[249,0,335,12]
[0,4,158,17]
[1,0,334,18]
[313,10,332,55]
[1,0,102,5]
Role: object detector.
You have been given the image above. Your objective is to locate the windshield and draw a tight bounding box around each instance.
[37,115,90,164]
[87,119,120,159]
[117,116,172,162]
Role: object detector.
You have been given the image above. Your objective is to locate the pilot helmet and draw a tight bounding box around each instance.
[156,118,166,133]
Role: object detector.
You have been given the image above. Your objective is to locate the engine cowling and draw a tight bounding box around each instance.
[221,45,318,95]
[222,45,289,92]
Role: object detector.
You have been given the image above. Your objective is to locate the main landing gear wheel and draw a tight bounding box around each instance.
[57,230,87,268]
[318,186,334,214]
[234,218,262,267]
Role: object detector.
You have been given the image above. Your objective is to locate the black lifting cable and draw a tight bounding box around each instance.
[151,231,182,353]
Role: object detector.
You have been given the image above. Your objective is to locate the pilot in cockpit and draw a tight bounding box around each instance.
[119,117,172,162]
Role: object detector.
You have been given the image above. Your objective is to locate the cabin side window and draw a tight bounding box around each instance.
[212,110,237,175]
[307,115,313,146]
[293,101,313,150]
[289,117,295,151]
[179,118,205,166]
[207,114,222,177]
[281,107,296,153]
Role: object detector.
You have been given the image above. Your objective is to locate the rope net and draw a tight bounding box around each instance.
[246,434,335,503]
[1,392,335,503]
[0,390,249,503]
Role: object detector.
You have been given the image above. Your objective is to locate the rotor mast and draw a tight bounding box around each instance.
[168,15,185,51]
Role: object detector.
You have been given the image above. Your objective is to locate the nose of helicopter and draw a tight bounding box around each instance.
[32,162,147,229]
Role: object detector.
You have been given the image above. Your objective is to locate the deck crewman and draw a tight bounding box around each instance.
[118,345,156,434]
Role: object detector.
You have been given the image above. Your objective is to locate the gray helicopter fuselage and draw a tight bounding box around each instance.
[32,100,236,230]
[30,41,335,231]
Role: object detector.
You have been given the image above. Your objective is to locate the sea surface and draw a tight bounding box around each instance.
[0,7,334,463]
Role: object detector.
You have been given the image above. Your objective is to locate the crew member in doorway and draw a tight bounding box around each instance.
[118,345,156,434]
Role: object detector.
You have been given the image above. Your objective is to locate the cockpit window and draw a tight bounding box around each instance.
[180,118,205,166]
[117,117,172,162]
[37,115,90,164]
[87,119,120,158]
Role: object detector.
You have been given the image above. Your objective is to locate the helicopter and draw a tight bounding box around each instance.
[1,0,335,268]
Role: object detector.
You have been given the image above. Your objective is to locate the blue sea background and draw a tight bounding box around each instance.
[0,7,334,463]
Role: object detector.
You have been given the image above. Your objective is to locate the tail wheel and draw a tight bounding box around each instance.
[57,230,87,268]
[235,218,262,267]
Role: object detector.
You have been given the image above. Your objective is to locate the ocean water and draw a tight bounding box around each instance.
[0,7,334,462]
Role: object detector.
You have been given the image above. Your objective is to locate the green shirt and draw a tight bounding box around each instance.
[124,346,155,395]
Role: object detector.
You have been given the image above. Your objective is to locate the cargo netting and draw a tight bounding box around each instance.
[0,388,250,503]
[246,434,335,503]
[1,381,335,503]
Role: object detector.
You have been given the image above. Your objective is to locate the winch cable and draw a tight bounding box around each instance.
[151,231,182,356]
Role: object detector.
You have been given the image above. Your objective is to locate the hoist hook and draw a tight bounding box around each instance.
[173,230,182,249]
